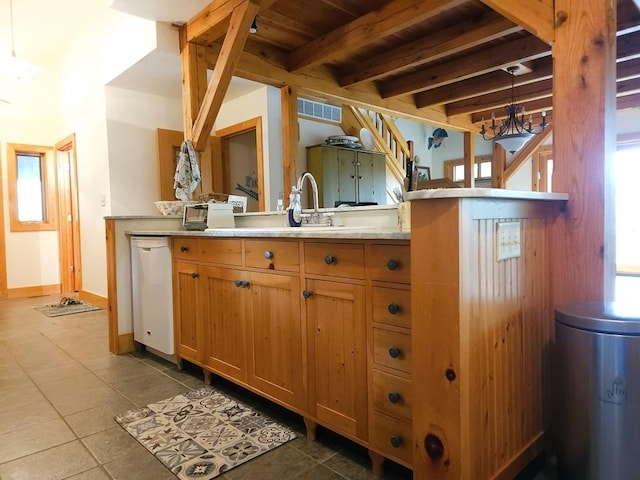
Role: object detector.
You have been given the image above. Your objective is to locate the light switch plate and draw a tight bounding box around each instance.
[496,221,521,261]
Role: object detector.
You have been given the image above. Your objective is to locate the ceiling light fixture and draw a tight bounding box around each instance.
[480,66,548,154]
[249,17,257,34]
[0,0,37,80]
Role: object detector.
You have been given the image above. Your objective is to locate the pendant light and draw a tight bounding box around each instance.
[0,0,37,80]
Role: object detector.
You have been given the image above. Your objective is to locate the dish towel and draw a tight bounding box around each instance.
[173,140,201,200]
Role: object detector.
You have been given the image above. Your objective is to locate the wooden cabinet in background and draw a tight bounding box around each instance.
[306,144,387,207]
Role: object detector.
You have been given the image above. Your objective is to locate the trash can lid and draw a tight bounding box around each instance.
[556,301,640,335]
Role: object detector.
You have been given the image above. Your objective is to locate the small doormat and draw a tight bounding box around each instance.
[115,387,297,480]
[34,299,101,317]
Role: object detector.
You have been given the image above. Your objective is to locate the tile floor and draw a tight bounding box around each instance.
[0,295,554,480]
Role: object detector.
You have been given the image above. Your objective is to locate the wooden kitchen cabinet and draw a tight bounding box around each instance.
[246,271,303,410]
[306,144,386,207]
[173,260,203,367]
[181,238,306,412]
[200,265,248,383]
[171,236,411,472]
[304,277,368,441]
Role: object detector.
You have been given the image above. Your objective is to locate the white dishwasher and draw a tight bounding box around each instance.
[130,236,175,358]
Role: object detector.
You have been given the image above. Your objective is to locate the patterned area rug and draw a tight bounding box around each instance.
[34,301,101,317]
[115,387,297,480]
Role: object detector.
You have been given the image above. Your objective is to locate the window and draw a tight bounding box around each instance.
[7,143,57,231]
[444,156,492,186]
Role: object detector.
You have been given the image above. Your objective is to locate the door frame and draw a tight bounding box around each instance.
[0,145,6,298]
[215,117,264,211]
[55,134,82,294]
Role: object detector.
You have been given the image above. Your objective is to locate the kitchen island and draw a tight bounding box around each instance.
[105,190,567,479]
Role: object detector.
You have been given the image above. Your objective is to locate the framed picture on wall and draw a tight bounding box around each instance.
[416,166,431,181]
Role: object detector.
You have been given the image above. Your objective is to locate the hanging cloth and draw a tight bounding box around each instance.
[173,140,201,200]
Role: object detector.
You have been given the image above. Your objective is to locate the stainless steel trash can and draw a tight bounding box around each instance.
[555,301,640,479]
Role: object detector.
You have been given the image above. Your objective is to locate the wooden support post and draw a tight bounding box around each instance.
[463,131,475,188]
[180,26,207,141]
[491,141,506,188]
[281,85,298,196]
[551,0,617,303]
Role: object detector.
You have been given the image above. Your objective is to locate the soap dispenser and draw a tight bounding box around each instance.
[288,186,302,227]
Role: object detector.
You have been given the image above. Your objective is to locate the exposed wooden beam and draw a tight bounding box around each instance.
[191,0,259,150]
[502,127,553,181]
[186,0,277,46]
[180,27,208,140]
[617,30,640,61]
[338,12,520,87]
[617,76,640,96]
[380,35,550,98]
[446,79,553,117]
[287,0,465,72]
[617,57,640,81]
[479,0,554,43]
[416,58,553,108]
[201,41,477,132]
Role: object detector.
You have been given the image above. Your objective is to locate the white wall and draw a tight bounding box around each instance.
[105,86,184,216]
[215,86,284,211]
[0,63,64,289]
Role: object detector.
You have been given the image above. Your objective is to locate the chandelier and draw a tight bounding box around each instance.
[480,66,548,154]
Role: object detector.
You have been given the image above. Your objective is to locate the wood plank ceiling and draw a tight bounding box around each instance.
[182,0,640,138]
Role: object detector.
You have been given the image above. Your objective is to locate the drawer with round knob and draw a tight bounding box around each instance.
[372,286,411,329]
[372,369,412,421]
[369,411,413,464]
[304,242,364,279]
[244,240,300,272]
[172,237,200,261]
[366,244,410,284]
[372,328,412,374]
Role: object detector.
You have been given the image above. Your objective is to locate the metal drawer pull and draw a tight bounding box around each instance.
[191,272,199,279]
[387,259,399,270]
[388,303,400,314]
[388,392,401,404]
[390,436,402,448]
[235,280,250,288]
[324,255,335,265]
[264,250,273,259]
[303,290,313,299]
[388,347,401,358]
[180,245,188,252]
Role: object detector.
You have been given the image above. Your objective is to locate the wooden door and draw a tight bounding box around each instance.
[55,134,82,294]
[304,278,368,440]
[173,261,202,365]
[247,271,303,409]
[201,265,248,382]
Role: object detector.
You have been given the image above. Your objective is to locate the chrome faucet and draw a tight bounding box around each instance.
[296,172,320,224]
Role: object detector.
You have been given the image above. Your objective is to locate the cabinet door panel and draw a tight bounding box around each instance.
[337,149,357,204]
[201,266,247,382]
[247,272,303,409]
[305,279,367,440]
[173,261,202,365]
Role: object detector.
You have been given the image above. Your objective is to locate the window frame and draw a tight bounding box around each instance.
[443,156,493,187]
[7,143,57,232]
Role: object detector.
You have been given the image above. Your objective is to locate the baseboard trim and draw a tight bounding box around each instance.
[7,284,61,299]
[118,333,135,354]
[79,290,108,309]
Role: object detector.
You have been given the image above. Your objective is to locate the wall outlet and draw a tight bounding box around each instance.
[496,221,521,261]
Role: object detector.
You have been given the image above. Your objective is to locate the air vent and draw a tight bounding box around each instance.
[297,98,341,123]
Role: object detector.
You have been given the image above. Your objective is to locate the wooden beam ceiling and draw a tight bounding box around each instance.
[286,0,466,72]
[380,35,551,98]
[337,11,521,87]
[479,0,554,43]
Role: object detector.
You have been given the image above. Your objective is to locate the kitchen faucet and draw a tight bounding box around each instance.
[296,171,320,224]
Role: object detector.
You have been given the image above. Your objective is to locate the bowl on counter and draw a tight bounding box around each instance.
[154,200,199,216]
